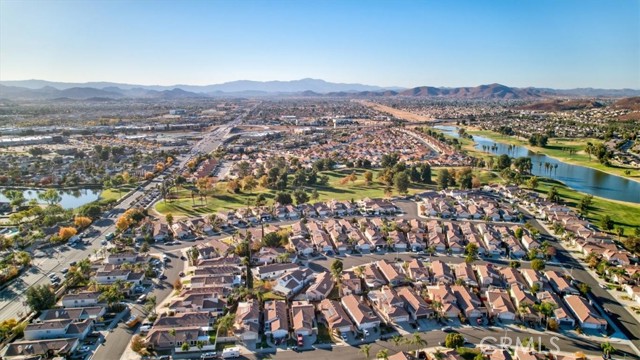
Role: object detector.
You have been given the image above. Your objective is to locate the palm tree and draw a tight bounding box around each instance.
[376,349,389,360]
[391,334,404,347]
[355,265,365,278]
[432,300,443,319]
[360,344,371,359]
[601,342,615,357]
[411,332,427,350]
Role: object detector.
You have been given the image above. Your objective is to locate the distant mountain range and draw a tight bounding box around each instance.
[1,79,639,100]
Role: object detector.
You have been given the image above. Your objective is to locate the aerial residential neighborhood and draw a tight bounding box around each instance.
[1,2,640,360]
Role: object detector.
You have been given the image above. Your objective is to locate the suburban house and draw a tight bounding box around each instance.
[377,259,405,286]
[536,291,575,328]
[485,289,517,321]
[454,263,478,287]
[23,319,93,340]
[452,285,483,320]
[396,286,433,320]
[2,338,79,360]
[521,269,545,290]
[341,294,381,331]
[104,251,140,264]
[363,263,388,289]
[305,271,335,302]
[545,271,579,295]
[368,286,411,324]
[318,298,355,335]
[254,263,299,280]
[500,267,527,289]
[264,300,289,341]
[475,264,502,288]
[426,285,460,318]
[431,260,454,284]
[341,271,363,296]
[272,268,315,298]
[291,301,316,336]
[234,300,260,341]
[564,295,607,331]
[61,292,101,308]
[407,259,431,283]
[39,307,106,322]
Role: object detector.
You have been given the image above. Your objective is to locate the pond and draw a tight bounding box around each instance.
[0,188,102,209]
[434,125,640,204]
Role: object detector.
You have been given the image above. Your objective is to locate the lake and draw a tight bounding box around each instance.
[0,188,102,209]
[434,125,640,204]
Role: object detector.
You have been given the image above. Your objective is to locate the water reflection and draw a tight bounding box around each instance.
[435,125,640,204]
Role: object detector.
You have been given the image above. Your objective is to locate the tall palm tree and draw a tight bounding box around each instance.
[360,344,371,359]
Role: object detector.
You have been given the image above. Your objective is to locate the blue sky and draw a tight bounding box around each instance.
[1,0,638,88]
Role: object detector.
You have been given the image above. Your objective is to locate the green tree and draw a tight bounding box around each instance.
[437,169,450,190]
[38,189,62,206]
[330,259,344,279]
[444,333,465,348]
[578,283,591,296]
[393,171,410,195]
[181,342,190,351]
[293,189,309,205]
[25,284,56,312]
[547,186,560,203]
[531,259,546,271]
[274,192,293,205]
[3,190,25,208]
[410,332,427,350]
[364,171,373,185]
[600,215,614,231]
[526,176,539,190]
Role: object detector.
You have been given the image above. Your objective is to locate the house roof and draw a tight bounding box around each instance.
[341,294,379,325]
[564,295,607,326]
[291,301,315,331]
[265,300,289,333]
[153,312,212,328]
[318,299,354,331]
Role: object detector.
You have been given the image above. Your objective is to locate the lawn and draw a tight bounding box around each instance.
[100,185,136,202]
[533,178,640,235]
[154,168,437,217]
[466,129,640,182]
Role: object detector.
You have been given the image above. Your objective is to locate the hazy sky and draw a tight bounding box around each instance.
[1,0,639,88]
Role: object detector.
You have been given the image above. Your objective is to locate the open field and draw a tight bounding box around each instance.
[467,129,640,182]
[356,100,433,122]
[532,178,640,235]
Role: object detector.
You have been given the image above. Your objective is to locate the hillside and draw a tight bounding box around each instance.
[397,83,543,99]
[612,97,640,111]
[517,99,605,111]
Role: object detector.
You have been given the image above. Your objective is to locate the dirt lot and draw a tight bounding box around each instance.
[356,100,434,122]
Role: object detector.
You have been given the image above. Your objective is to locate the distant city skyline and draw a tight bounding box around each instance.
[1,0,638,89]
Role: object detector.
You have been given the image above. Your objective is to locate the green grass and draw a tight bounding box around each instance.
[100,186,135,202]
[262,291,285,301]
[533,178,640,235]
[456,347,481,360]
[467,129,640,182]
[154,168,436,216]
